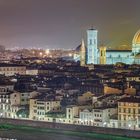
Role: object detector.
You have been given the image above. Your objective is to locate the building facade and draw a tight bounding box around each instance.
[0,64,26,76]
[29,97,61,121]
[87,29,98,64]
[79,107,117,127]
[118,96,140,130]
[76,29,140,65]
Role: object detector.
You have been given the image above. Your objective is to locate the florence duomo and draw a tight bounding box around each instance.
[1,0,140,139]
[75,28,140,65]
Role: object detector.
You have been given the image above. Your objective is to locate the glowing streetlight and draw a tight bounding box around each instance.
[45,49,50,55]
[128,124,131,129]
[32,51,35,55]
[69,53,72,57]
[103,122,107,127]
[39,52,43,57]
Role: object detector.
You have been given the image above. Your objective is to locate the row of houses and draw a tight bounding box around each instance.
[0,82,139,130]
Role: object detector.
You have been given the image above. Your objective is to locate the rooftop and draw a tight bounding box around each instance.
[0,63,26,67]
[118,96,140,103]
[106,50,131,52]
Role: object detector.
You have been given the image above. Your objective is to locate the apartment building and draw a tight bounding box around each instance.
[79,107,117,127]
[29,94,61,121]
[0,63,26,76]
[118,96,140,130]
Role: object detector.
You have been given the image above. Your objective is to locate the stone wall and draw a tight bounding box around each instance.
[0,118,140,138]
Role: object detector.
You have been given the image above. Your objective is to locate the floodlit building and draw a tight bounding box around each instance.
[0,63,26,76]
[0,92,27,118]
[76,29,140,65]
[79,107,117,127]
[87,29,98,64]
[29,94,61,121]
[118,96,140,130]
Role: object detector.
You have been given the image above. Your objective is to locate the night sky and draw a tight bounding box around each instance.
[0,0,140,49]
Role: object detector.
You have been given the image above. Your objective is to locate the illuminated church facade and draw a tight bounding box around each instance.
[74,29,140,65]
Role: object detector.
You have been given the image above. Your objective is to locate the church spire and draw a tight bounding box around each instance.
[80,39,86,66]
[81,38,85,47]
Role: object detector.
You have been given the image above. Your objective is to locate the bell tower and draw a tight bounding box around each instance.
[87,28,98,64]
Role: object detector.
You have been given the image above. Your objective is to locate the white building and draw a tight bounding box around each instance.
[87,29,98,64]
[76,29,140,65]
[118,96,140,130]
[79,107,117,127]
[0,63,26,76]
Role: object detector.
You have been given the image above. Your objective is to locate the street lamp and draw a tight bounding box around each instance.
[45,49,50,55]
[103,122,107,127]
[69,53,72,57]
[128,124,131,129]
[0,113,3,118]
[39,52,43,57]
[19,114,22,118]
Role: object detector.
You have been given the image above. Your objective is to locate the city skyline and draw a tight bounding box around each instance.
[0,1,140,139]
[0,0,140,49]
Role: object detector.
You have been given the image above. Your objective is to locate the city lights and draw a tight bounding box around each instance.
[69,53,72,57]
[39,52,43,56]
[45,49,50,55]
[0,0,139,140]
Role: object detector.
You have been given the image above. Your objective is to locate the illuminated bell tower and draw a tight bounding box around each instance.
[80,39,86,66]
[87,28,98,64]
[99,46,106,64]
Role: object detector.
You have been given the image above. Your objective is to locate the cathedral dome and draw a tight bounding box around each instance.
[132,29,140,55]
[132,29,140,45]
